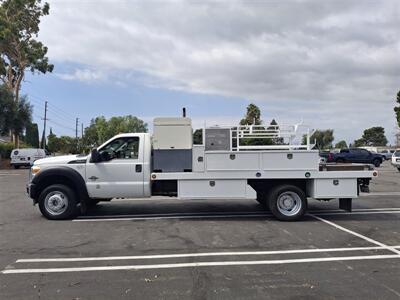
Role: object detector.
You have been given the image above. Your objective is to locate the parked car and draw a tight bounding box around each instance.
[319,151,330,163]
[378,149,394,160]
[327,148,384,167]
[391,150,400,172]
[10,148,47,169]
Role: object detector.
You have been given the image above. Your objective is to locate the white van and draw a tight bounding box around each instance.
[10,148,47,169]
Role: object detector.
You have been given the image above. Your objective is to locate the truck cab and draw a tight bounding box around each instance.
[86,133,152,199]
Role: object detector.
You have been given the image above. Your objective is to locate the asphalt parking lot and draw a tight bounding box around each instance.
[0,162,400,299]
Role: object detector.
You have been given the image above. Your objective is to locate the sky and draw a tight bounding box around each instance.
[22,0,400,144]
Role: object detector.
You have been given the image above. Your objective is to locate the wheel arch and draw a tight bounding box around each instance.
[31,166,89,204]
[248,179,308,197]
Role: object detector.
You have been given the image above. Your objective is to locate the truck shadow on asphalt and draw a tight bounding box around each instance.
[74,199,387,222]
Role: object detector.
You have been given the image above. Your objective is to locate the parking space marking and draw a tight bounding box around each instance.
[74,212,273,222]
[315,211,400,216]
[310,215,400,255]
[0,173,21,176]
[3,255,400,274]
[361,192,400,196]
[15,246,392,263]
[74,209,400,222]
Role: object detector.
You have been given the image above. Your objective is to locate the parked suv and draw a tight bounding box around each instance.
[327,148,384,167]
[379,149,394,160]
[391,150,400,172]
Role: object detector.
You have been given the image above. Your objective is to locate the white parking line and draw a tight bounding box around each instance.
[361,192,400,196]
[74,213,273,222]
[3,255,400,274]
[16,245,393,263]
[314,211,400,216]
[0,173,21,176]
[310,215,400,255]
[74,209,400,222]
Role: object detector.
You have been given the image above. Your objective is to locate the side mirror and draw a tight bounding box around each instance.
[90,148,101,163]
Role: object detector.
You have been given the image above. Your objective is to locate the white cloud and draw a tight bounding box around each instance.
[56,68,106,83]
[39,0,400,143]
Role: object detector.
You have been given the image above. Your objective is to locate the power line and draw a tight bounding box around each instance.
[27,93,77,121]
[47,119,76,133]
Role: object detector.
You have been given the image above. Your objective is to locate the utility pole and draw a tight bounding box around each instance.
[41,101,48,149]
[75,118,79,140]
[75,118,79,153]
[81,123,83,139]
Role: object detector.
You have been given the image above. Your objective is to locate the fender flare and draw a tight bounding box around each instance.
[31,166,89,205]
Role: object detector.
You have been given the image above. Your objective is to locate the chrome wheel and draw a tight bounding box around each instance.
[44,191,69,216]
[277,191,302,217]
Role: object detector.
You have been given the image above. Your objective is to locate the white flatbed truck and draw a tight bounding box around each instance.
[27,117,377,221]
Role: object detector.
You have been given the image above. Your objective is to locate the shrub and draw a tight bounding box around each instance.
[0,142,15,159]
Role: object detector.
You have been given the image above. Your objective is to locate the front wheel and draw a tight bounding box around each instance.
[38,184,79,220]
[397,167,400,172]
[268,185,307,221]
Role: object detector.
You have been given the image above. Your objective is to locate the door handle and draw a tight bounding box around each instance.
[135,164,142,172]
[89,176,99,181]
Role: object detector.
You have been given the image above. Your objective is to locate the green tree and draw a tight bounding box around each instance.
[83,115,148,148]
[240,103,261,125]
[394,90,400,128]
[303,129,334,150]
[335,140,348,149]
[0,0,53,146]
[193,129,202,144]
[46,128,58,153]
[355,127,388,146]
[0,84,13,134]
[25,121,39,147]
[0,85,32,141]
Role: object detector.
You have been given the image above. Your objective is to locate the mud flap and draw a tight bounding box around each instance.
[339,198,352,212]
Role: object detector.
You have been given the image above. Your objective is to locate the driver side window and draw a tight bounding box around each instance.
[99,137,140,160]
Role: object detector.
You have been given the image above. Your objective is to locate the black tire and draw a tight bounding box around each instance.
[13,165,20,169]
[336,158,345,164]
[268,185,307,221]
[38,184,79,220]
[372,159,381,168]
[397,167,400,172]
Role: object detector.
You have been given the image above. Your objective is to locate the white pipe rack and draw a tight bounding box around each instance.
[203,122,315,151]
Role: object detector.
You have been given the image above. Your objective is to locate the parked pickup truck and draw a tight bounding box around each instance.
[26,117,377,221]
[327,148,384,167]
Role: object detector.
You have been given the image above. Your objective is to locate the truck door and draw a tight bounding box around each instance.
[358,149,371,163]
[85,135,145,198]
[349,149,362,162]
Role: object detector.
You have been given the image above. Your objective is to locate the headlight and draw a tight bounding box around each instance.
[31,166,41,176]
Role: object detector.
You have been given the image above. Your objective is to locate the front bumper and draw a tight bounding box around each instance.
[26,182,38,204]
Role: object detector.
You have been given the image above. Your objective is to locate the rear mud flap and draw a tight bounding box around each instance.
[339,198,352,212]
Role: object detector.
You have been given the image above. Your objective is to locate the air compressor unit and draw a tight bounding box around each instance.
[152,117,193,172]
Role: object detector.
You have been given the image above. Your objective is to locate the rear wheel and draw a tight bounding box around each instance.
[372,159,381,167]
[268,185,307,221]
[38,184,79,220]
[336,158,345,163]
[397,167,400,172]
[13,165,20,169]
